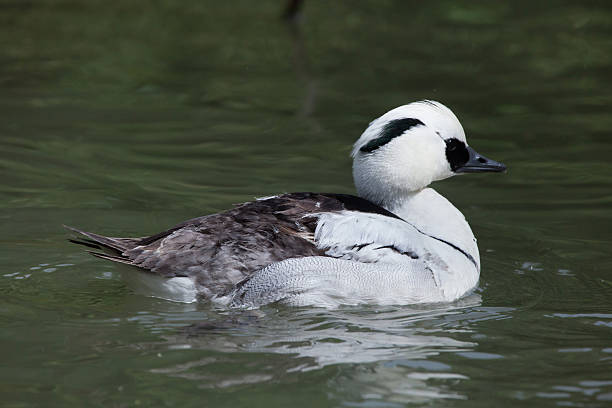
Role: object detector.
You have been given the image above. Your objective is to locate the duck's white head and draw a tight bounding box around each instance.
[352,100,506,208]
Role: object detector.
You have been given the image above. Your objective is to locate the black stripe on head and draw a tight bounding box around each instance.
[360,118,424,153]
[445,138,470,171]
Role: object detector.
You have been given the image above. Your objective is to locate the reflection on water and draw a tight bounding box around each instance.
[131,295,500,403]
[182,295,482,367]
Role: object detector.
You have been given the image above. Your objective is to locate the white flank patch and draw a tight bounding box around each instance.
[121,270,197,303]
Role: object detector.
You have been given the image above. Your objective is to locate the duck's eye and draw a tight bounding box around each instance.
[445,138,470,171]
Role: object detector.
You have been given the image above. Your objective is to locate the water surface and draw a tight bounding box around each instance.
[1,1,611,406]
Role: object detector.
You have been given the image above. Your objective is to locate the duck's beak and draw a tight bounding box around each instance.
[455,146,507,173]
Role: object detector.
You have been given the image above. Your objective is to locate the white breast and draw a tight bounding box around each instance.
[390,188,480,271]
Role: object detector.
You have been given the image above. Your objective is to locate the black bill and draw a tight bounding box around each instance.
[454,146,507,173]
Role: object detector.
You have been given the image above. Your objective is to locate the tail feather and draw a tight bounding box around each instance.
[68,238,103,250]
[65,226,157,272]
[88,251,134,265]
[64,225,130,254]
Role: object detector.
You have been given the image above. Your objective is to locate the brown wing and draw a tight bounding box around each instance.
[68,193,377,296]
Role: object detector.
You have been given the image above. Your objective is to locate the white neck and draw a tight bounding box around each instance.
[380,188,480,271]
[356,183,416,211]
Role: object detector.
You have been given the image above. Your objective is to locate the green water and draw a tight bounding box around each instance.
[1,1,611,406]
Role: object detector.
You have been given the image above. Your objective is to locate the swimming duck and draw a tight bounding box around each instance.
[68,100,506,308]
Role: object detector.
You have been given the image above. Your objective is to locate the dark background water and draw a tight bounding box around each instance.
[1,1,611,406]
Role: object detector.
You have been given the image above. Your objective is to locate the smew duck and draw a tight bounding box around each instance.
[68,100,506,308]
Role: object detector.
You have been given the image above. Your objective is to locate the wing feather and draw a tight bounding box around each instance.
[67,192,413,296]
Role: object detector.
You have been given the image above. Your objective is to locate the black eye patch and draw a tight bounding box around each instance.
[445,138,470,171]
[360,118,425,153]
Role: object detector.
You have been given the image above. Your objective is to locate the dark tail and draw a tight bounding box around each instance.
[64,225,146,267]
[64,225,131,253]
[65,221,193,272]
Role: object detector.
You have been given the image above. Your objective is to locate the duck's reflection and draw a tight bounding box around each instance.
[140,293,502,403]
